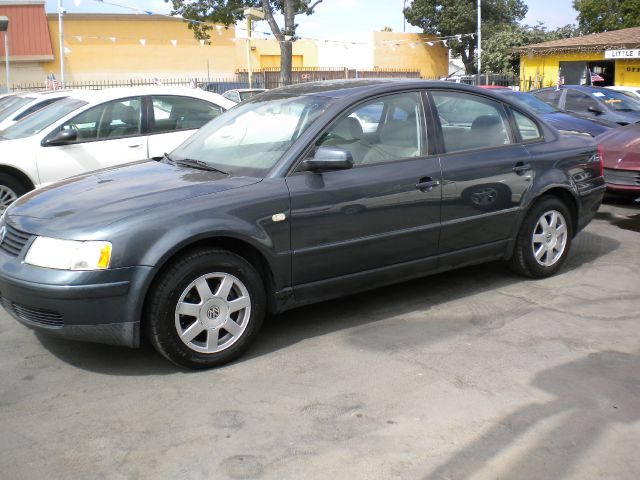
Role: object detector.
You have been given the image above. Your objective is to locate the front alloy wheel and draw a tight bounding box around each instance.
[175,272,252,354]
[146,249,266,369]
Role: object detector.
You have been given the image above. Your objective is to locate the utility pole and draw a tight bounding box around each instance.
[58,0,65,87]
[0,17,9,92]
[243,7,265,89]
[477,0,481,80]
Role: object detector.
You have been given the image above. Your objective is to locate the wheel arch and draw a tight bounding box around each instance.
[533,186,580,236]
[139,235,279,332]
[0,165,36,192]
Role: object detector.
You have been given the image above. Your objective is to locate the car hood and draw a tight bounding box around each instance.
[7,160,262,235]
[542,112,612,137]
[597,124,640,170]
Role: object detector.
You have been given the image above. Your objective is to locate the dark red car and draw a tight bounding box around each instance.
[597,124,640,196]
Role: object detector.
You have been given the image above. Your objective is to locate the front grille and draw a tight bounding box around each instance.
[604,168,640,186]
[0,224,33,257]
[0,296,63,327]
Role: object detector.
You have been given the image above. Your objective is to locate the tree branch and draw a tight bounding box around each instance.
[261,0,283,41]
[307,0,324,13]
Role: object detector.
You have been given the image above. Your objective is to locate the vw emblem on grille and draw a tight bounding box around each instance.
[0,226,6,246]
[207,305,221,320]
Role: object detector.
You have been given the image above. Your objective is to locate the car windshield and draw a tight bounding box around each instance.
[590,89,640,111]
[502,92,559,114]
[0,96,35,123]
[171,94,334,176]
[0,98,87,140]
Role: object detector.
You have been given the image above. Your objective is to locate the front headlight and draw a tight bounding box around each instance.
[24,237,112,270]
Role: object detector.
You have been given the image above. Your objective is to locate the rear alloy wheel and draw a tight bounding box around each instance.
[145,249,266,369]
[509,196,573,278]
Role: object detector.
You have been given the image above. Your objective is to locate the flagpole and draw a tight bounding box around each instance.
[477,0,481,78]
[58,0,65,88]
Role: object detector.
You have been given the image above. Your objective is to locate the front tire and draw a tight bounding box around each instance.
[0,174,28,214]
[145,248,266,369]
[509,196,573,278]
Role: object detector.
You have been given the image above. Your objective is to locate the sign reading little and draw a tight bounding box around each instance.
[605,49,640,59]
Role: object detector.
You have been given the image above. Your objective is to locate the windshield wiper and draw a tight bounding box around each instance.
[174,158,229,175]
[163,152,176,165]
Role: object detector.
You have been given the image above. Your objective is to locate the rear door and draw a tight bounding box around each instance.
[286,91,442,290]
[36,96,147,185]
[146,95,225,158]
[430,90,534,255]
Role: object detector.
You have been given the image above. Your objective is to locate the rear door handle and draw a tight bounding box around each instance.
[416,177,441,192]
[128,144,143,149]
[513,162,532,174]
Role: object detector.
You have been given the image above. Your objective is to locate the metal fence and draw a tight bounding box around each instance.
[11,70,520,93]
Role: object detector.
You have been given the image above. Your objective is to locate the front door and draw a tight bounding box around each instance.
[37,97,148,185]
[286,91,442,289]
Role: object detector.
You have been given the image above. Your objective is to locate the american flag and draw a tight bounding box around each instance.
[590,70,605,84]
[46,73,59,90]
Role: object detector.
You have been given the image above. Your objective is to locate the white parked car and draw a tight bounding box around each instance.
[0,90,71,131]
[221,88,267,103]
[606,86,640,100]
[0,86,235,211]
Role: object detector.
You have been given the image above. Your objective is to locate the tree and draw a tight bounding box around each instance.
[481,23,579,75]
[165,0,324,85]
[573,0,640,33]
[403,0,528,74]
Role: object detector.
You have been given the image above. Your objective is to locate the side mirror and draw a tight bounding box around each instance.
[588,106,604,115]
[300,146,354,172]
[42,128,77,146]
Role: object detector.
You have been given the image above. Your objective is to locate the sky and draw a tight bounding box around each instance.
[44,0,579,37]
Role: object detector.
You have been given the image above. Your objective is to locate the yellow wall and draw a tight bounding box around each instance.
[44,15,239,81]
[519,51,640,90]
[372,32,448,78]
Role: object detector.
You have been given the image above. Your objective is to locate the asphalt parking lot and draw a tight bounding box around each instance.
[0,198,638,480]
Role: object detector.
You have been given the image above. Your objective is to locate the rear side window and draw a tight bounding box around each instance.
[512,110,541,141]
[533,89,562,105]
[151,95,224,133]
[431,91,511,153]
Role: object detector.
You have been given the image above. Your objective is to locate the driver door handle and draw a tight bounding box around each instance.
[416,177,441,192]
[128,144,143,149]
[513,162,532,174]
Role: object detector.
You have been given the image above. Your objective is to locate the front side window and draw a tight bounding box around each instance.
[151,95,223,133]
[564,90,599,113]
[432,91,511,153]
[60,97,142,142]
[315,92,425,165]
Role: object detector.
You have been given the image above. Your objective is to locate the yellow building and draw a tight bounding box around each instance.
[516,27,640,91]
[2,4,448,87]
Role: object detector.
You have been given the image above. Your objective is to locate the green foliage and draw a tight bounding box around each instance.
[164,0,324,84]
[573,0,640,33]
[481,23,580,75]
[404,0,528,73]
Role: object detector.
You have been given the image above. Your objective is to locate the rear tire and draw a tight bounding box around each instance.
[509,196,573,278]
[145,248,266,369]
[0,174,28,214]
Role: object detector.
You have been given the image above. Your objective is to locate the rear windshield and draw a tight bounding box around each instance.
[502,92,559,114]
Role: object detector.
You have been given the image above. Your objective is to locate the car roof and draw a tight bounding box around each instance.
[261,78,499,99]
[54,86,235,107]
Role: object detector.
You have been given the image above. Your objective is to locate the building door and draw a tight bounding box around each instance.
[587,61,615,86]
[559,61,588,85]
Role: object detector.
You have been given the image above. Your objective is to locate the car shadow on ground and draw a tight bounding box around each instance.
[33,230,620,375]
[420,350,640,479]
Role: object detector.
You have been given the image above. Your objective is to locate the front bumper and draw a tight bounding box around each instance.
[0,264,154,348]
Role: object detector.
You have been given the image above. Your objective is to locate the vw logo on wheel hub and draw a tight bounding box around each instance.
[207,305,221,320]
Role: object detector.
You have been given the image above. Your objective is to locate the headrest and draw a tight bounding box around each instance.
[332,116,364,141]
[471,115,502,131]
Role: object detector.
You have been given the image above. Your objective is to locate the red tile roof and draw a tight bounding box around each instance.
[0,2,54,60]
[515,27,640,54]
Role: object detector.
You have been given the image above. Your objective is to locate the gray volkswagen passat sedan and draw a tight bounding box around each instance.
[0,80,605,369]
